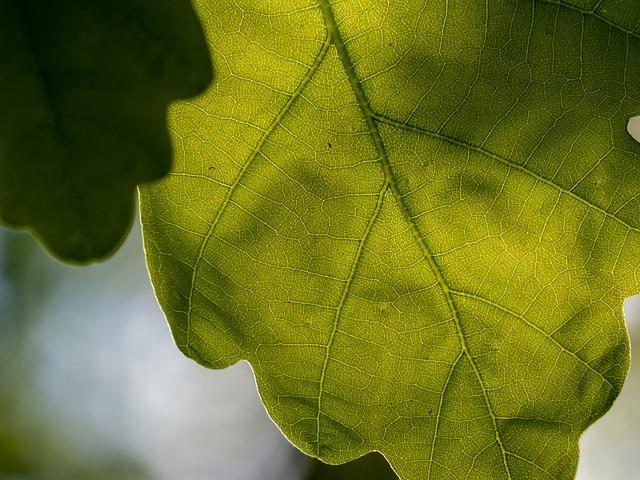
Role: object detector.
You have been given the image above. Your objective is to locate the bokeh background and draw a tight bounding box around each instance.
[0,217,638,479]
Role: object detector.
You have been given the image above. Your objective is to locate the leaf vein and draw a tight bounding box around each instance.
[538,0,640,40]
[319,1,512,477]
[373,113,640,233]
[315,182,388,456]
[184,31,332,355]
[450,289,616,389]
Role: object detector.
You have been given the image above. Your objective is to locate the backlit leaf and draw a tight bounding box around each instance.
[141,1,640,478]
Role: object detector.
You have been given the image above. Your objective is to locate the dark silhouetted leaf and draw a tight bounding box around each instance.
[307,452,398,480]
[0,0,213,262]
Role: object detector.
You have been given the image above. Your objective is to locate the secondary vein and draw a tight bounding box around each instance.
[184,32,331,355]
[374,113,640,234]
[315,182,388,456]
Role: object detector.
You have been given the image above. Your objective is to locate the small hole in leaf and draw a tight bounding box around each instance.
[628,116,640,143]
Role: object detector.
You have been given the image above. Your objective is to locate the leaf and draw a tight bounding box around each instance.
[307,452,398,479]
[140,0,640,478]
[0,0,212,262]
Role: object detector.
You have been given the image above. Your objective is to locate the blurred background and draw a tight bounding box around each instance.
[0,217,638,480]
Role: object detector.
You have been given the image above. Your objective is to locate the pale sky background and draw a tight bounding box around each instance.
[1,215,639,479]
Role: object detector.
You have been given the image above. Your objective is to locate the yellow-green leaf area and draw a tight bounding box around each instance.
[140,1,640,478]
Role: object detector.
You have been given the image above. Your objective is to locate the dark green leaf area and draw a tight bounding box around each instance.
[0,0,213,262]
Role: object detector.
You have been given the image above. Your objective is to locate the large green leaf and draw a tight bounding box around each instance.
[0,0,212,262]
[141,0,640,478]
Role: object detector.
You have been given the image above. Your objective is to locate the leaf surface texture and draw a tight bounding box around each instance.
[141,1,640,478]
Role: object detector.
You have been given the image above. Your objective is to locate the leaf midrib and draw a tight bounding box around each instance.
[318,0,512,477]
